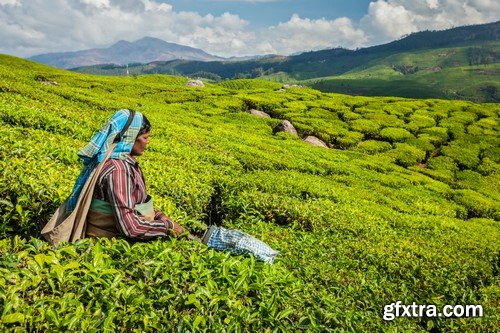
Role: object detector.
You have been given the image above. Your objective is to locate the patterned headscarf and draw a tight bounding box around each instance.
[66,109,143,211]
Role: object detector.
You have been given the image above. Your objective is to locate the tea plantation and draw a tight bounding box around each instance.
[0,54,499,332]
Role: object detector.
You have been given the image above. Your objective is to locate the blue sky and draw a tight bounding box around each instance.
[0,0,498,58]
[161,0,372,28]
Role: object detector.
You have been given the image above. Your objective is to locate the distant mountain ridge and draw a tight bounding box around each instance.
[28,37,224,69]
[73,21,499,80]
[71,21,499,102]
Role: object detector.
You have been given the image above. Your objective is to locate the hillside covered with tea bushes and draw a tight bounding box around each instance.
[0,54,499,331]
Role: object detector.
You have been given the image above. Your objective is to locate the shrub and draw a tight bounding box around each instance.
[442,143,480,170]
[388,143,426,167]
[334,131,364,149]
[404,121,420,134]
[379,127,414,142]
[451,189,500,220]
[467,124,484,136]
[416,134,440,147]
[476,117,498,129]
[429,104,449,121]
[355,140,392,154]
[448,111,477,125]
[219,79,281,90]
[210,98,245,113]
[283,101,308,112]
[419,127,449,143]
[364,112,405,127]
[417,168,456,183]
[407,114,436,129]
[349,119,381,136]
[438,121,465,140]
[427,156,458,172]
[239,94,284,113]
[406,137,435,155]
[339,111,361,121]
[412,109,433,118]
[353,106,378,115]
[322,120,350,138]
[478,158,500,176]
[307,107,341,121]
[271,107,292,118]
[383,105,413,118]
[455,170,483,190]
[483,147,500,163]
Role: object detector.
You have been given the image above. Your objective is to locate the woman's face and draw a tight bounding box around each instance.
[131,131,150,156]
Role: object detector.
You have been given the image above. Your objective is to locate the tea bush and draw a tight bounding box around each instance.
[349,119,381,136]
[427,156,458,172]
[451,190,500,220]
[478,157,500,175]
[405,137,435,156]
[386,143,427,167]
[1,54,499,331]
[380,127,414,142]
[441,143,481,170]
[407,114,436,129]
[364,112,405,128]
[355,140,393,154]
[335,131,364,149]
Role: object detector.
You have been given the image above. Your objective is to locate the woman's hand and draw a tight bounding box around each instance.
[162,216,185,237]
[171,222,185,237]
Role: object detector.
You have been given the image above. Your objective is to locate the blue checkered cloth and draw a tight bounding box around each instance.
[66,109,143,212]
[204,226,280,264]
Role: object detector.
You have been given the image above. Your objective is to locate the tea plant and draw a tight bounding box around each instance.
[0,54,499,331]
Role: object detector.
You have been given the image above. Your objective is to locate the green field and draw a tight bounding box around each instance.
[305,44,500,103]
[1,54,500,331]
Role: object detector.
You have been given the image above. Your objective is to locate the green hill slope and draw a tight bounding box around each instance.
[306,43,500,102]
[1,55,500,331]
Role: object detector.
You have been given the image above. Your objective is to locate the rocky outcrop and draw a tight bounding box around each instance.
[273,120,297,136]
[282,84,303,89]
[428,66,442,72]
[186,80,204,87]
[247,109,271,118]
[39,80,59,86]
[35,75,58,86]
[277,84,304,92]
[303,136,328,148]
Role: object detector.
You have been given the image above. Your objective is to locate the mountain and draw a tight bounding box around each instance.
[28,37,223,69]
[72,21,499,102]
[74,21,499,78]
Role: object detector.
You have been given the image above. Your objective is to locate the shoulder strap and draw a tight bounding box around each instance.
[113,109,136,143]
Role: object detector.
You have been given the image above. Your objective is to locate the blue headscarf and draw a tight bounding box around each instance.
[66,109,143,211]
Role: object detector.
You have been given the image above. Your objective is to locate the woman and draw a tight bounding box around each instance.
[67,109,184,240]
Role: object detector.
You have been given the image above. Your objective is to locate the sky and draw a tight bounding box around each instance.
[0,0,499,58]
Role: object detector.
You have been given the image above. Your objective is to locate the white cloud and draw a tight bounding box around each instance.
[0,0,498,59]
[207,0,282,2]
[81,0,110,8]
[426,0,439,10]
[265,15,367,54]
[361,0,500,45]
[0,0,254,57]
[362,1,418,40]
[0,0,20,6]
